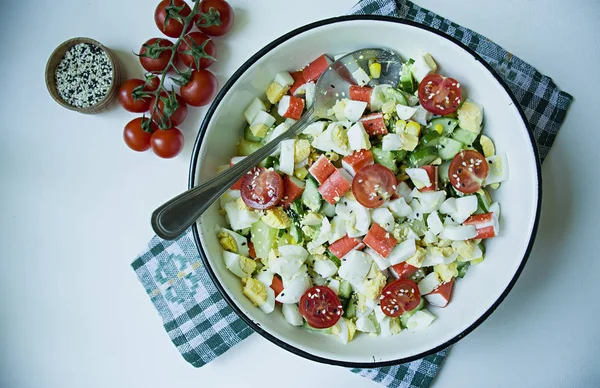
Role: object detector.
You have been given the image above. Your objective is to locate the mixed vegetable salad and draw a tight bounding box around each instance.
[216,51,508,343]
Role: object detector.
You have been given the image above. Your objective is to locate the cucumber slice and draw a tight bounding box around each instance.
[408,219,428,237]
[399,60,415,93]
[339,280,352,299]
[475,190,491,213]
[393,150,408,163]
[408,146,438,167]
[451,128,478,145]
[439,160,451,184]
[326,251,341,267]
[421,131,441,147]
[303,321,332,334]
[320,201,336,217]
[343,296,357,319]
[400,297,426,328]
[457,261,470,278]
[301,177,322,212]
[372,147,399,173]
[383,87,408,106]
[244,126,263,142]
[429,117,459,136]
[250,221,278,260]
[261,155,279,169]
[237,139,263,156]
[437,137,464,160]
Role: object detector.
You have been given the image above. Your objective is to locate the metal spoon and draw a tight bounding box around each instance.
[152,48,402,240]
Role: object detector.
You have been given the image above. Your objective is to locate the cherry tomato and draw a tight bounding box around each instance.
[177,32,216,69]
[448,150,489,194]
[150,127,184,158]
[299,286,342,329]
[123,117,157,152]
[379,279,421,317]
[150,92,188,128]
[196,0,234,36]
[352,164,397,208]
[154,0,192,38]
[139,38,174,73]
[240,167,284,210]
[418,74,462,115]
[118,78,160,113]
[180,69,218,107]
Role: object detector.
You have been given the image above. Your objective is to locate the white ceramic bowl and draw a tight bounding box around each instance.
[189,16,541,367]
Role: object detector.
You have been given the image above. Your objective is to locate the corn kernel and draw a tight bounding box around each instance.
[325,151,340,161]
[433,123,443,135]
[369,62,381,79]
[405,121,421,137]
[294,166,308,180]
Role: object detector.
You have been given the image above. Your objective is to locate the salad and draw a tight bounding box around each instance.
[216,51,508,343]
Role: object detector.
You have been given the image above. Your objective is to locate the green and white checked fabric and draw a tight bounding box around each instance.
[131,1,573,387]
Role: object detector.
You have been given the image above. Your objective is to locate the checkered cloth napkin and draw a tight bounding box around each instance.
[131,0,573,386]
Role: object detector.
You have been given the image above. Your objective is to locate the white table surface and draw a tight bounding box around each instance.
[1,0,599,387]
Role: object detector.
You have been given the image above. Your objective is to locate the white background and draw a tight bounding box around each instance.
[1,0,599,387]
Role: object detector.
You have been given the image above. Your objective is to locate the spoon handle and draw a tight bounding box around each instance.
[151,108,317,240]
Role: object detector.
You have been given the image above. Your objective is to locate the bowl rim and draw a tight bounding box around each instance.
[188,15,543,368]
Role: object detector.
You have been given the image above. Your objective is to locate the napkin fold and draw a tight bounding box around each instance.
[132,1,573,387]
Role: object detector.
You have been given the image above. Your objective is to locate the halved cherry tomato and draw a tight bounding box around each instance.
[139,38,174,73]
[240,167,284,210]
[150,92,188,128]
[177,32,216,69]
[379,279,421,317]
[449,150,489,194]
[154,0,192,38]
[150,127,184,159]
[352,164,397,208]
[196,0,235,36]
[418,74,462,115]
[299,286,342,329]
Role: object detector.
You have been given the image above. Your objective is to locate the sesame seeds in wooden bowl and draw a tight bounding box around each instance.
[45,37,122,114]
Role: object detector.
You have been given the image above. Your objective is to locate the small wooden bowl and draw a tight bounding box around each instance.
[45,37,122,114]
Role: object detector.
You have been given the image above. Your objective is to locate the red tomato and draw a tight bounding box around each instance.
[177,32,216,69]
[390,262,419,280]
[270,275,284,296]
[196,0,235,36]
[139,38,174,73]
[240,167,284,210]
[150,92,188,128]
[419,165,439,192]
[418,74,462,115]
[123,117,157,152]
[379,279,421,317]
[449,150,489,194]
[118,78,159,113]
[352,164,397,208]
[299,286,342,329]
[150,127,184,158]
[180,69,218,107]
[154,0,192,38]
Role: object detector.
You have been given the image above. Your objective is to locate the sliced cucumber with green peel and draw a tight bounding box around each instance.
[439,160,451,184]
[244,126,263,142]
[421,131,441,147]
[429,117,459,136]
[237,139,263,156]
[399,59,415,93]
[393,150,408,162]
[343,296,357,319]
[451,128,478,145]
[372,147,399,173]
[303,321,332,334]
[408,146,438,167]
[437,137,464,160]
[250,221,278,260]
[339,280,352,299]
[400,297,426,328]
[302,177,322,212]
[457,261,470,278]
